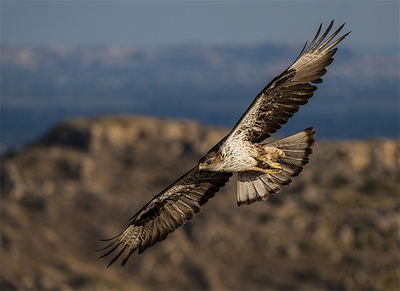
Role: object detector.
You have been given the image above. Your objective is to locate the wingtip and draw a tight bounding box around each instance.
[327,19,334,29]
[302,127,316,138]
[106,245,128,268]
[106,262,113,268]
[305,126,315,131]
[337,22,345,30]
[344,31,352,37]
[296,40,308,59]
[94,242,115,252]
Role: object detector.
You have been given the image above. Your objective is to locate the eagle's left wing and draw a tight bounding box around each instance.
[225,21,350,144]
[98,167,231,266]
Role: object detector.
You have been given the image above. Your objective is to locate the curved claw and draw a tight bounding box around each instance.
[266,169,282,174]
[270,162,282,170]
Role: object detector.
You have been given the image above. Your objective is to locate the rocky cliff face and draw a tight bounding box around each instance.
[1,115,399,290]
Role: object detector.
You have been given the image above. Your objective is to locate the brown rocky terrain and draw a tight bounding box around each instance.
[1,115,399,290]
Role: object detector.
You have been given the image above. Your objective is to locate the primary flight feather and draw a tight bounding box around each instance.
[99,20,349,266]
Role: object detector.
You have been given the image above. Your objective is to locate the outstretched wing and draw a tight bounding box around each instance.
[226,20,350,144]
[99,167,231,266]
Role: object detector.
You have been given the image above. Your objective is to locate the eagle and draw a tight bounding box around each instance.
[99,21,349,267]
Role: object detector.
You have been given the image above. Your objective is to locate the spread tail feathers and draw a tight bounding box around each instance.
[237,127,315,206]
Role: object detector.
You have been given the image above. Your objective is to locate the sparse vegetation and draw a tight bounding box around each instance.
[1,115,399,290]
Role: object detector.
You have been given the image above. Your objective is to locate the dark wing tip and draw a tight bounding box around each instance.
[304,126,316,134]
[94,240,118,252]
[106,245,127,268]
[296,40,308,60]
[98,241,123,260]
[303,23,323,54]
[99,230,124,241]
[298,21,348,56]
[343,31,352,38]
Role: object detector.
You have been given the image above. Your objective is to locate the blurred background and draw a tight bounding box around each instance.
[1,1,399,151]
[1,1,399,290]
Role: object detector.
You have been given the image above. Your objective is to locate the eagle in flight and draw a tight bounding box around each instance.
[99,21,349,266]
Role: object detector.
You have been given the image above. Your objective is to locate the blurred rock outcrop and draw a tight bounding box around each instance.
[1,115,399,290]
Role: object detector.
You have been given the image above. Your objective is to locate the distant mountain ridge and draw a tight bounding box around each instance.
[1,43,398,150]
[1,115,398,290]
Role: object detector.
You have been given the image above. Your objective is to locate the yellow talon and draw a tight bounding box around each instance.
[271,162,282,170]
[248,162,282,175]
[267,169,281,174]
[265,162,282,174]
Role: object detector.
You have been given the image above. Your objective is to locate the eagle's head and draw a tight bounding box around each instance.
[198,151,223,171]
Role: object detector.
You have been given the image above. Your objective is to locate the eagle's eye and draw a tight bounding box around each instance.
[198,153,218,170]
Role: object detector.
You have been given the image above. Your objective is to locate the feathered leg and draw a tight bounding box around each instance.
[237,128,315,206]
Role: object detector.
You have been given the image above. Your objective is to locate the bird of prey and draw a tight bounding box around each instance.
[99,21,349,267]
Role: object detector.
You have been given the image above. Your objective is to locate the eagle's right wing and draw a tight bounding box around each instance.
[225,20,350,145]
[98,167,231,266]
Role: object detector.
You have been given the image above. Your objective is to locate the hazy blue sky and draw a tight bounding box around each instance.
[1,1,399,49]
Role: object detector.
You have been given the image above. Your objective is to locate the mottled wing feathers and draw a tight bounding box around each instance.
[99,168,231,266]
[227,21,350,144]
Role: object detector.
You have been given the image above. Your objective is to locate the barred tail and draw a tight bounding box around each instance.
[236,127,315,206]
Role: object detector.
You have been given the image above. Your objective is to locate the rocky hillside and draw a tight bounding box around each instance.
[1,115,399,290]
